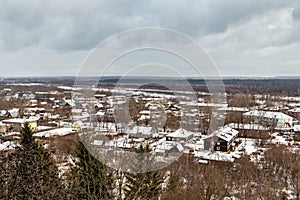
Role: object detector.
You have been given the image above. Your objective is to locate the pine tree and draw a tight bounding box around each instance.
[4,122,63,199]
[0,152,8,199]
[124,143,164,200]
[68,140,114,199]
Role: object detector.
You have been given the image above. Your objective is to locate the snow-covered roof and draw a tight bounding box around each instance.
[294,125,300,132]
[74,120,84,128]
[174,142,184,152]
[72,113,90,121]
[185,113,199,117]
[114,100,126,105]
[95,102,104,108]
[214,126,238,142]
[95,111,105,116]
[72,109,83,114]
[198,102,228,107]
[166,128,193,139]
[130,126,153,135]
[24,107,45,112]
[94,94,106,98]
[288,108,300,113]
[34,128,73,137]
[64,99,75,107]
[0,110,7,116]
[243,110,293,120]
[154,141,184,152]
[3,88,11,91]
[139,110,151,115]
[48,114,60,119]
[218,107,249,112]
[8,108,19,118]
[2,117,39,124]
[138,115,151,121]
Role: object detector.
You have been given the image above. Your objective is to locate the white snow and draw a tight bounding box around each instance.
[0,141,17,151]
[34,128,73,137]
[194,151,235,162]
[243,139,256,155]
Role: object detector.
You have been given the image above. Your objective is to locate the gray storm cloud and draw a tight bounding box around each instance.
[0,0,299,77]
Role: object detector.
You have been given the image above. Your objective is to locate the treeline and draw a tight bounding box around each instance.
[2,77,300,95]
[98,78,300,95]
[0,77,76,86]
[223,79,300,95]
[163,146,300,200]
[1,124,300,199]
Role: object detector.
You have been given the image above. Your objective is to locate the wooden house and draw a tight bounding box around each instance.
[204,126,238,152]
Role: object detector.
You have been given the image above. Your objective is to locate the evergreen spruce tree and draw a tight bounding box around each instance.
[124,143,164,200]
[68,140,114,199]
[5,123,63,199]
[0,152,7,199]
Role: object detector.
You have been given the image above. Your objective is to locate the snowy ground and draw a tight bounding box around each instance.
[0,141,17,151]
[194,151,235,162]
[270,132,291,145]
[240,139,257,155]
[4,132,20,136]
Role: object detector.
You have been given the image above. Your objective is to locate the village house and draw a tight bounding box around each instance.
[95,110,106,122]
[243,110,293,129]
[128,126,156,139]
[204,126,239,152]
[154,142,184,154]
[2,117,39,132]
[227,123,269,137]
[166,128,194,142]
[72,121,84,131]
[7,108,20,118]
[138,110,151,122]
[23,107,45,117]
[95,102,104,110]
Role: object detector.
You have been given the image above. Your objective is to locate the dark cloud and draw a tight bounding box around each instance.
[0,0,300,76]
[0,0,297,51]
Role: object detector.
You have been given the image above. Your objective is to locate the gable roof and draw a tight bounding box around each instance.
[166,128,193,139]
[8,108,19,118]
[0,110,7,117]
[63,99,75,107]
[215,126,238,142]
[243,110,293,120]
[130,126,154,135]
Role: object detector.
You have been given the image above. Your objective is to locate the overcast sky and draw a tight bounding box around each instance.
[0,0,300,77]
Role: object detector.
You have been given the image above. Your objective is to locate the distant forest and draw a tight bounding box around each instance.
[222,79,300,95]
[1,76,300,95]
